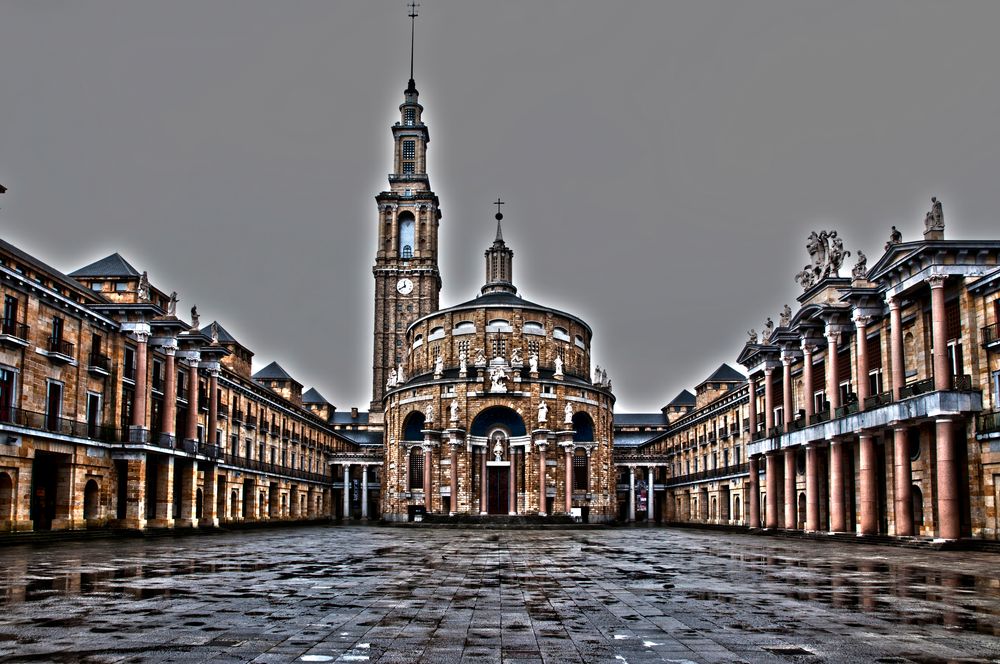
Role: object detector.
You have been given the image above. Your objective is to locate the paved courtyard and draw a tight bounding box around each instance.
[0,526,998,663]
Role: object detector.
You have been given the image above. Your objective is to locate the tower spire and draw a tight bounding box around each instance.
[493,196,505,242]
[483,199,516,295]
[407,1,420,89]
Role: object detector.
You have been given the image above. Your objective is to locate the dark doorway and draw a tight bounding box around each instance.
[487,466,509,515]
[31,452,63,530]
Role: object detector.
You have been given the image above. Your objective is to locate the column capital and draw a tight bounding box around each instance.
[852,311,875,328]
[927,273,947,289]
[800,340,819,355]
[887,295,901,311]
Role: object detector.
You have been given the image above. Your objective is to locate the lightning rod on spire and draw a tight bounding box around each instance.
[407,1,420,84]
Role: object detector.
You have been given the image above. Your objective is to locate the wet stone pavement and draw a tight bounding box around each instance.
[0,527,998,663]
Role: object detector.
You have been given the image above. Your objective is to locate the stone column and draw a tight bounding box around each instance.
[481,446,488,515]
[889,297,905,400]
[802,343,815,420]
[929,275,951,391]
[647,466,655,522]
[764,366,775,433]
[893,425,914,536]
[628,466,636,522]
[390,206,399,254]
[121,454,147,530]
[829,439,845,532]
[132,329,150,429]
[805,444,819,531]
[176,460,198,528]
[342,463,350,520]
[423,444,432,513]
[782,353,794,432]
[449,437,458,515]
[826,327,841,411]
[207,368,219,447]
[510,447,518,516]
[201,464,218,527]
[564,446,573,515]
[537,443,547,516]
[747,375,758,436]
[161,343,178,444]
[935,417,960,539]
[152,456,174,528]
[855,313,871,408]
[765,451,779,529]
[748,456,761,528]
[859,433,877,535]
[185,358,200,442]
[362,465,369,519]
[784,447,797,529]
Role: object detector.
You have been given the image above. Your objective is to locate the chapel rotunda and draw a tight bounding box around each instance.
[381,212,616,522]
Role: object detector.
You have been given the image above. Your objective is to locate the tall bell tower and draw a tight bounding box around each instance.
[371,3,442,413]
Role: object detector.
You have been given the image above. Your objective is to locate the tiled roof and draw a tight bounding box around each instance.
[302,387,329,404]
[339,430,383,446]
[703,363,746,384]
[614,413,668,426]
[666,389,696,407]
[613,431,665,448]
[252,361,294,381]
[69,252,141,278]
[201,321,239,345]
[332,411,370,425]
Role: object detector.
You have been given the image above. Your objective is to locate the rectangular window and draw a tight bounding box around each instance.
[402,162,414,174]
[46,381,63,431]
[231,433,238,456]
[151,359,163,392]
[948,340,964,378]
[572,453,588,491]
[3,295,18,331]
[86,392,102,438]
[51,316,64,342]
[868,370,883,398]
[0,366,16,422]
[90,282,103,291]
[773,406,783,428]
[408,449,424,490]
[814,390,827,414]
[404,108,415,125]
[839,380,852,407]
[402,140,415,159]
[123,346,136,381]
[115,282,128,292]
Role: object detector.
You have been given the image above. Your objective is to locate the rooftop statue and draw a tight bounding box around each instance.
[137,271,150,302]
[925,197,944,231]
[852,250,868,280]
[210,321,219,345]
[762,317,774,342]
[779,304,792,328]
[167,291,178,317]
[885,225,903,250]
[794,230,850,290]
[747,329,758,345]
[190,305,200,328]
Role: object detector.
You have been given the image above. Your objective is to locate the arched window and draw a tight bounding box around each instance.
[572,412,594,442]
[523,321,545,336]
[553,327,570,342]
[0,472,12,525]
[83,480,99,520]
[572,450,588,491]
[486,319,513,333]
[453,321,476,336]
[402,411,426,441]
[230,490,240,519]
[428,326,445,341]
[574,335,586,349]
[399,213,415,258]
[412,334,423,349]
[408,447,424,490]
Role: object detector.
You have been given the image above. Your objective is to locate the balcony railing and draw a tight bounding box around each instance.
[898,377,935,399]
[0,318,29,344]
[982,323,999,348]
[863,390,893,410]
[810,410,830,425]
[246,415,257,430]
[217,403,229,419]
[47,337,75,359]
[834,401,860,419]
[664,462,749,487]
[977,411,1000,436]
[953,374,974,391]
[232,410,244,423]
[0,406,121,442]
[87,352,111,374]
[218,452,329,484]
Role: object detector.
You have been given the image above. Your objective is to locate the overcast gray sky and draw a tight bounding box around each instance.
[2,1,999,413]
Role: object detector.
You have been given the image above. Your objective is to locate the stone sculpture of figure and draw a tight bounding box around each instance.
[827,234,849,277]
[564,403,573,424]
[852,250,868,280]
[779,304,792,328]
[397,363,406,383]
[459,350,467,373]
[885,225,903,250]
[593,365,602,384]
[529,352,539,373]
[762,317,774,342]
[747,329,758,344]
[925,196,944,231]
[434,354,444,375]
[137,271,150,302]
[167,291,178,316]
[210,321,219,345]
[474,348,487,367]
[601,368,609,386]
[492,438,504,462]
[538,400,548,424]
[510,347,522,366]
[387,368,397,389]
[423,402,433,425]
[450,399,459,422]
[489,365,507,393]
[554,355,564,376]
[190,305,200,328]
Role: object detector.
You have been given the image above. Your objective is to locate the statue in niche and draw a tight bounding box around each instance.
[538,400,548,425]
[190,305,200,328]
[424,402,434,424]
[885,225,903,250]
[167,292,178,316]
[137,271,150,302]
[434,354,444,375]
[492,434,504,462]
[554,355,564,377]
[474,348,487,367]
[386,368,397,389]
[564,403,573,424]
[747,329,758,344]
[762,317,774,342]
[450,399,459,422]
[210,321,219,345]
[852,250,868,280]
[779,304,792,328]
[489,365,508,393]
[529,352,539,373]
[925,196,944,231]
[458,350,467,373]
[510,347,523,366]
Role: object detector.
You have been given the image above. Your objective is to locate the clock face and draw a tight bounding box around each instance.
[396,278,414,295]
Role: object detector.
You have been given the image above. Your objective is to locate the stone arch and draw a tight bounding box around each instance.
[0,472,14,526]
[83,479,100,520]
[912,484,924,532]
[572,411,594,442]
[230,489,240,519]
[470,405,526,437]
[733,495,742,522]
[402,411,426,441]
[710,496,717,521]
[195,488,203,520]
[797,492,807,529]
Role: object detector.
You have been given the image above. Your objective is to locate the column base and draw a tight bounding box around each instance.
[173,519,198,528]
[198,518,219,528]
[119,518,145,530]
[538,512,547,517]
[146,519,175,529]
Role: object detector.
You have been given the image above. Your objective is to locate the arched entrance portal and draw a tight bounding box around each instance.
[471,406,526,516]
